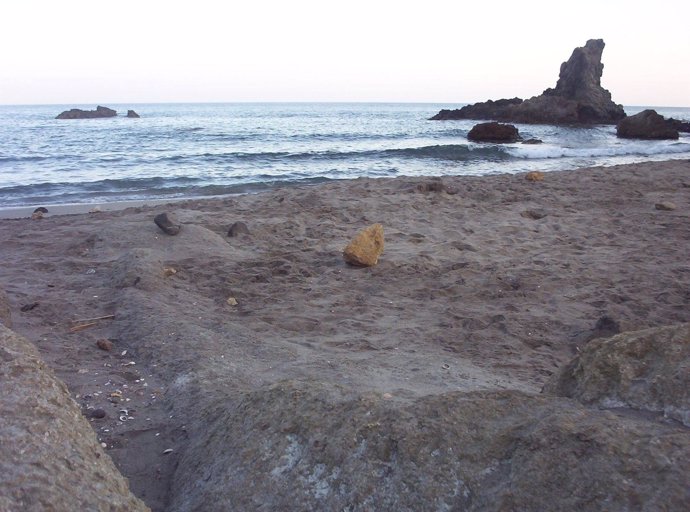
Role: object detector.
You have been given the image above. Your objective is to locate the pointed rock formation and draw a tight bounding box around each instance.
[431,39,626,125]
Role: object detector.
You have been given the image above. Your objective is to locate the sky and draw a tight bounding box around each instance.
[1,0,688,106]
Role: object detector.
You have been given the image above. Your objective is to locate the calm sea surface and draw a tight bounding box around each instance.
[0,103,689,207]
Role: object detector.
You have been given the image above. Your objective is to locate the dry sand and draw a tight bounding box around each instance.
[1,159,689,509]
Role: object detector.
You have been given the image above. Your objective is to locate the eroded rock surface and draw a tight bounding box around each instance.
[431,39,626,124]
[0,325,148,511]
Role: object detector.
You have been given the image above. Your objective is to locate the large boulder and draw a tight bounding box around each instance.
[544,323,690,425]
[0,325,149,511]
[169,379,690,511]
[616,109,680,139]
[56,105,117,119]
[430,39,626,125]
[666,117,690,133]
[467,122,519,143]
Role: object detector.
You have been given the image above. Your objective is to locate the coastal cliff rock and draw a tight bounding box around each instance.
[544,323,690,425]
[467,122,519,143]
[169,379,690,512]
[616,109,680,139]
[56,105,117,119]
[431,39,626,125]
[0,325,149,511]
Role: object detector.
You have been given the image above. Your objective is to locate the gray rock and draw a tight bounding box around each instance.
[126,110,141,118]
[467,122,519,143]
[154,212,181,236]
[169,379,690,511]
[544,323,690,425]
[0,325,148,511]
[617,109,679,140]
[0,287,11,328]
[227,221,250,237]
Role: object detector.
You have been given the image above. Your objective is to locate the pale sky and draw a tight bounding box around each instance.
[1,0,688,106]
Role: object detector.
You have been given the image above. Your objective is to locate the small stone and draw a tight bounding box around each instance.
[101,442,107,448]
[162,267,177,277]
[90,408,107,419]
[226,297,238,306]
[343,224,385,267]
[89,206,102,213]
[154,213,181,236]
[525,171,545,182]
[96,339,113,351]
[522,138,543,144]
[227,221,250,237]
[521,209,548,220]
[20,302,39,312]
[33,207,48,214]
[655,202,676,211]
[31,211,44,220]
[163,448,174,455]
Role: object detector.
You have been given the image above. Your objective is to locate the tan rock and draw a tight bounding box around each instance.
[525,171,545,182]
[655,201,676,211]
[0,287,11,328]
[343,224,384,267]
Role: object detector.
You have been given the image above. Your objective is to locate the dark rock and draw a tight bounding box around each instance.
[154,212,181,236]
[430,40,626,125]
[666,117,690,133]
[171,379,690,511]
[227,221,250,237]
[126,110,140,118]
[0,287,11,328]
[89,408,107,419]
[20,302,39,312]
[467,122,519,143]
[545,323,689,426]
[616,110,680,139]
[96,339,113,351]
[521,138,543,144]
[0,325,148,510]
[33,207,48,214]
[56,106,117,120]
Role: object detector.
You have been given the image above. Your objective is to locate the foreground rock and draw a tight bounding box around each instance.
[0,325,148,511]
[544,323,690,426]
[154,212,181,235]
[170,379,690,511]
[467,122,519,143]
[343,223,384,266]
[56,105,117,119]
[431,39,626,124]
[616,109,680,139]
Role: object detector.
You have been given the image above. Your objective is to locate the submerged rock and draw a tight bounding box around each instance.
[430,39,626,125]
[616,109,680,139]
[467,122,519,143]
[56,105,117,119]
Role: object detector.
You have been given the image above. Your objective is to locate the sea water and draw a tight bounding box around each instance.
[0,103,688,207]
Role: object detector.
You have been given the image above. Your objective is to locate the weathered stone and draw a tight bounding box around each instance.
[154,212,181,236]
[126,110,140,118]
[521,138,543,144]
[467,122,519,143]
[544,323,690,426]
[525,171,545,182]
[170,379,690,512]
[0,325,149,511]
[227,221,250,237]
[0,287,11,328]
[343,224,384,267]
[56,105,117,120]
[655,201,677,211]
[616,109,679,140]
[521,208,548,220]
[96,339,113,351]
[430,40,626,125]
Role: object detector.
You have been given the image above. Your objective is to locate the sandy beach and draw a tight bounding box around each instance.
[1,159,689,510]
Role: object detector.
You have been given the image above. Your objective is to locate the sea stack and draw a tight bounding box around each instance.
[56,105,117,119]
[431,39,626,125]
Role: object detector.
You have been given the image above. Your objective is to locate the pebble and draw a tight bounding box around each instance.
[655,201,677,211]
[96,339,113,351]
[163,448,174,455]
[90,408,107,419]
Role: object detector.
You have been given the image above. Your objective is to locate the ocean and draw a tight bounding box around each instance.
[1,103,689,207]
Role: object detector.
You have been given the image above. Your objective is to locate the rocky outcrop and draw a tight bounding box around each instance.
[430,39,626,125]
[56,105,117,119]
[169,379,690,512]
[544,323,690,426]
[127,110,141,118]
[616,109,680,139]
[0,325,148,511]
[467,122,519,143]
[666,117,690,133]
[343,224,384,267]
[0,287,11,328]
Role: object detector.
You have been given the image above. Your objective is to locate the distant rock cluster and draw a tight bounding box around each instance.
[56,105,140,119]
